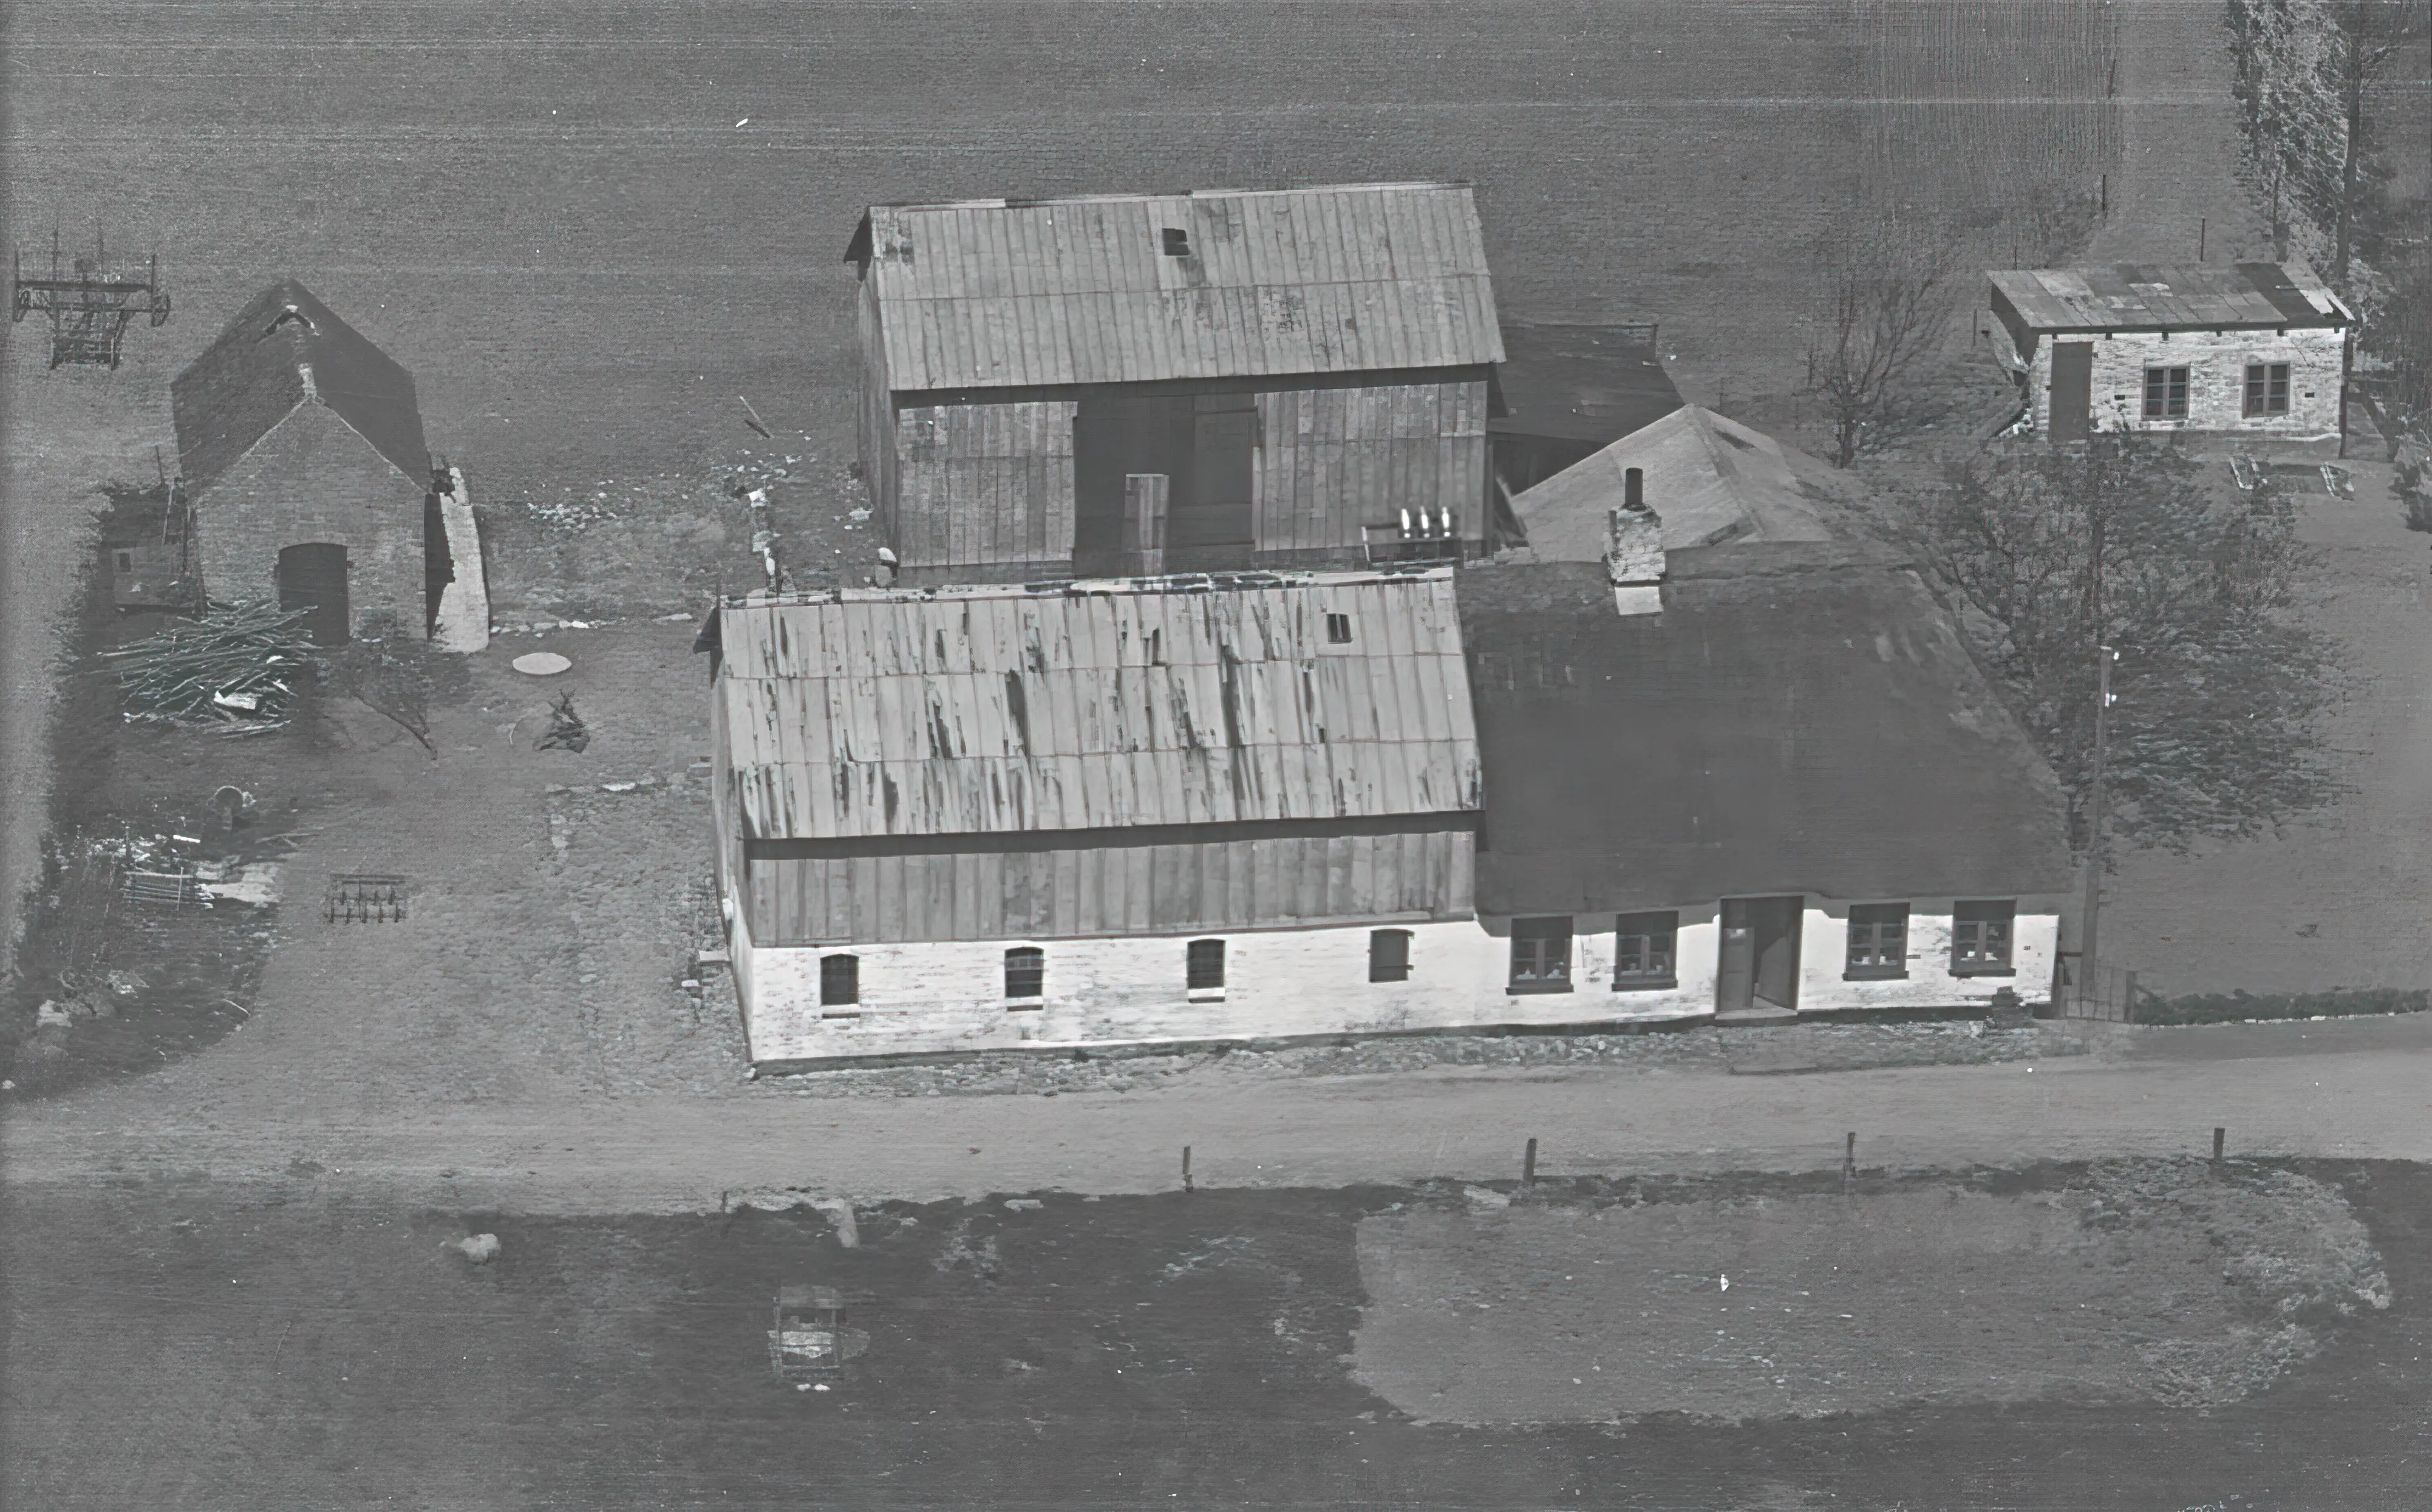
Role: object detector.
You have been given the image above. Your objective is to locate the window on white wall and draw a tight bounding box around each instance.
[2142,366,2190,420]
[1844,903,1910,980]
[1952,901,2017,975]
[1612,911,1677,990]
[819,953,860,1008]
[1187,939,1227,993]
[2244,363,2291,415]
[1508,917,1572,993]
[1368,928,1412,982]
[1004,946,1045,1003]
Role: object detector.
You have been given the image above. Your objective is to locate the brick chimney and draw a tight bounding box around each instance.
[1607,466,1663,616]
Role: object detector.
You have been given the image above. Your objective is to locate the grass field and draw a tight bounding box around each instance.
[5,1161,2427,1511]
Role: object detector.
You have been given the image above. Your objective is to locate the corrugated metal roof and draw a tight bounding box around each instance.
[854,184,1504,392]
[172,279,429,493]
[1508,406,1833,561]
[1988,262,2351,333]
[719,570,1480,840]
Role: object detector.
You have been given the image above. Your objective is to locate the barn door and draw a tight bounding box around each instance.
[1074,395,1190,576]
[1173,395,1256,570]
[278,542,350,645]
[2049,341,2094,442]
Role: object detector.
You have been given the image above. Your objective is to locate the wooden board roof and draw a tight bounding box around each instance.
[851,184,1504,393]
[718,571,1480,840]
[1489,322,1684,446]
[1987,262,2350,333]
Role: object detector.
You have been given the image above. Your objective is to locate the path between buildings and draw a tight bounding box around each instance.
[6,1015,2428,1215]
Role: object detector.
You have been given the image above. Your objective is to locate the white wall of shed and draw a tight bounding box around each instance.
[2028,327,2343,438]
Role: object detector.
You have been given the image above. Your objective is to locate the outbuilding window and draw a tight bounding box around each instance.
[1004,946,1045,1002]
[819,953,860,1008]
[1509,917,1573,993]
[2244,362,2291,415]
[2142,366,2190,420]
[1326,613,1354,644]
[1845,903,1910,979]
[1187,938,1227,993]
[1368,928,1412,982]
[1952,901,2017,975]
[1613,911,1678,990]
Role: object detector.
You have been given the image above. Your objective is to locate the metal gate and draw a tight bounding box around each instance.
[2056,952,2148,1022]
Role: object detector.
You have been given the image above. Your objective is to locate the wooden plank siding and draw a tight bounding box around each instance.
[891,398,1077,571]
[856,278,900,548]
[742,828,1474,945]
[1252,378,1487,559]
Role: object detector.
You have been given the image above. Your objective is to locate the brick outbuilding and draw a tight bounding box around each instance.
[171,281,446,644]
[1986,262,2352,444]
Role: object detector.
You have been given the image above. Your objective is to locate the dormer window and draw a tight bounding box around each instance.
[1161,227,1191,257]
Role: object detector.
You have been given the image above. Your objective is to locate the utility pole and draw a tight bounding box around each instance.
[2080,641,2119,992]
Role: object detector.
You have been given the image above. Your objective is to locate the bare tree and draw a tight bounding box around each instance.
[1802,216,1961,468]
[319,612,469,759]
[1897,432,2346,854]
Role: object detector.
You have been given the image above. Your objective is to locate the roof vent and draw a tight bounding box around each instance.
[1160,227,1191,257]
[264,304,317,338]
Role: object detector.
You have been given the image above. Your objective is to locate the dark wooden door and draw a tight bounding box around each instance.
[1716,911,1757,1012]
[1173,396,1256,568]
[2048,341,2094,442]
[1074,396,1191,576]
[277,542,350,646]
[1720,896,1802,1012]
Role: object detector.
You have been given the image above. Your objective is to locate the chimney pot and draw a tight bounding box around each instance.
[1624,467,1645,512]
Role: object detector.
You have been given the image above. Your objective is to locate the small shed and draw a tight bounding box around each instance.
[1986,262,2351,443]
[171,281,446,644]
[845,184,1506,581]
[1487,322,1684,511]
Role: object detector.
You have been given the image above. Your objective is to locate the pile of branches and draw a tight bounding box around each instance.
[104,602,315,734]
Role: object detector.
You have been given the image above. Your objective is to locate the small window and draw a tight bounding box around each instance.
[1187,938,1226,992]
[2244,362,2291,416]
[1845,903,1910,979]
[1326,612,1353,645]
[1148,627,1163,665]
[115,551,135,573]
[1369,928,1412,982]
[2142,365,2190,420]
[1508,916,1572,993]
[1004,945,1044,1001]
[1613,911,1677,989]
[819,953,860,1007]
[1952,901,2016,975]
[1161,227,1191,257]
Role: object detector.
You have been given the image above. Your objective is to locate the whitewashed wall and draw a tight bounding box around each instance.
[730,897,2064,1064]
[2026,327,2343,438]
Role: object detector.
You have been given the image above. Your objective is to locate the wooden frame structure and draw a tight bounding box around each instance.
[11,232,171,370]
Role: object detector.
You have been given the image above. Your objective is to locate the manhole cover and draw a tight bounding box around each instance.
[513,652,573,676]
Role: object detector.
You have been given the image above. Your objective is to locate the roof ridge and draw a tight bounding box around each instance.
[869,181,1474,213]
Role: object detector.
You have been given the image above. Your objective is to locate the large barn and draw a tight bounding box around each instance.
[707,568,1491,1064]
[845,183,1506,582]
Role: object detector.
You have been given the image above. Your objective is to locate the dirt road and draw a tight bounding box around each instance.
[8,1015,2428,1213]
